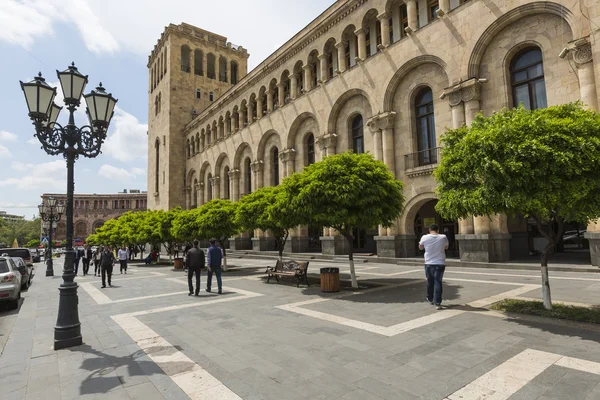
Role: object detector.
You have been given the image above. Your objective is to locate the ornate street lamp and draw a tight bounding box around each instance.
[39,197,64,277]
[20,63,118,350]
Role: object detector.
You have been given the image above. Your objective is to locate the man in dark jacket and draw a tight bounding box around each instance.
[100,246,116,288]
[206,239,223,294]
[185,240,205,296]
[82,244,93,276]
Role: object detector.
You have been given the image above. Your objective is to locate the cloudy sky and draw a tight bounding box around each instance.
[0,0,332,219]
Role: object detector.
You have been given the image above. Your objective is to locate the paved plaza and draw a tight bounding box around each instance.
[2,258,600,399]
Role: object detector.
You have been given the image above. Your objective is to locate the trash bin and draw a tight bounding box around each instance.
[173,257,184,270]
[320,267,340,293]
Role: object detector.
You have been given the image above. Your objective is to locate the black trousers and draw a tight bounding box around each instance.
[82,258,90,275]
[101,265,113,286]
[120,260,128,272]
[94,260,100,275]
[188,266,201,295]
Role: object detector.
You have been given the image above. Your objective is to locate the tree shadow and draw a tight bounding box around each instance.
[71,343,196,395]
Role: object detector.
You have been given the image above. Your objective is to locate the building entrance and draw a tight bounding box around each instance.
[413,200,458,258]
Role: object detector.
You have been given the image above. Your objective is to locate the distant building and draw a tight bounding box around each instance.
[0,211,25,222]
[40,190,148,242]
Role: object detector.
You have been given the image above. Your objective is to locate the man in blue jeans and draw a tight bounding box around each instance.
[206,239,223,294]
[419,224,449,310]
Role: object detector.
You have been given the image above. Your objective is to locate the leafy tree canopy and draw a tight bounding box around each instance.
[435,103,600,224]
[171,208,203,243]
[281,151,405,236]
[196,200,239,243]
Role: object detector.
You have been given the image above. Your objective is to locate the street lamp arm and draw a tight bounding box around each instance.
[76,125,106,159]
[35,122,67,156]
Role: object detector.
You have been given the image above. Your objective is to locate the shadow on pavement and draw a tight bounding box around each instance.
[73,344,189,396]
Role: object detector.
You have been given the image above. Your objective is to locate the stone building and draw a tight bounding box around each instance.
[0,211,25,223]
[147,0,600,265]
[41,191,148,242]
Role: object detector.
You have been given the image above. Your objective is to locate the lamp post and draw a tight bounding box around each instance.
[20,63,118,350]
[39,197,64,277]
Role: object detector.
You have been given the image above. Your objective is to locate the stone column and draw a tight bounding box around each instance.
[354,28,366,62]
[246,102,253,125]
[212,176,220,199]
[277,83,285,107]
[197,182,204,206]
[367,117,383,162]
[318,54,328,83]
[303,65,312,92]
[290,74,298,100]
[573,40,598,110]
[462,79,482,125]
[229,169,240,202]
[280,149,296,178]
[256,96,264,119]
[437,0,450,17]
[185,186,191,209]
[378,12,391,48]
[406,0,417,33]
[335,42,347,73]
[266,90,273,113]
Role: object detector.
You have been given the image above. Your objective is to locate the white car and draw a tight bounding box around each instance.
[0,256,22,310]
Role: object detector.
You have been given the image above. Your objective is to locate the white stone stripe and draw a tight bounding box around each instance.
[112,314,242,399]
[444,277,533,286]
[447,270,600,282]
[467,285,539,308]
[80,282,112,304]
[448,349,600,400]
[356,268,422,277]
[77,271,166,282]
[111,291,191,304]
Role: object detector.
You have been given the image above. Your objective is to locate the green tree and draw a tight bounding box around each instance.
[171,208,203,243]
[281,152,405,288]
[236,186,302,262]
[435,103,600,309]
[25,239,40,248]
[196,199,240,270]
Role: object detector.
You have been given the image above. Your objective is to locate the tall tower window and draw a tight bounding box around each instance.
[224,167,230,199]
[194,49,204,76]
[154,139,160,194]
[196,89,201,99]
[511,47,547,110]
[231,61,239,85]
[219,56,228,82]
[207,53,216,79]
[209,92,214,102]
[245,158,252,194]
[181,45,191,72]
[207,174,213,202]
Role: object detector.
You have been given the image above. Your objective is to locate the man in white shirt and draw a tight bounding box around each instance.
[117,245,130,274]
[419,224,449,310]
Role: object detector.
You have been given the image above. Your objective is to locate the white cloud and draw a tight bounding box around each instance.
[0,160,66,190]
[102,107,148,162]
[97,164,145,181]
[0,131,18,142]
[27,137,39,146]
[0,144,12,159]
[0,0,119,53]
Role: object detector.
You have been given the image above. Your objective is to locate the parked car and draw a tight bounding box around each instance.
[0,248,34,267]
[0,256,22,310]
[9,257,33,290]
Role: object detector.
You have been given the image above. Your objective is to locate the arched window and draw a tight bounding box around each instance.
[187,139,191,158]
[511,47,547,110]
[415,88,437,165]
[224,167,230,199]
[219,56,227,82]
[158,92,161,113]
[231,61,239,85]
[209,92,214,102]
[351,115,364,154]
[272,148,280,186]
[194,49,203,76]
[154,96,158,116]
[307,133,315,165]
[181,45,191,72]
[245,158,252,194]
[154,139,160,193]
[207,53,216,79]
[192,179,198,207]
[196,89,201,100]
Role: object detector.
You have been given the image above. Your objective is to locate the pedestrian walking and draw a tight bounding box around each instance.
[419,224,449,310]
[93,246,102,276]
[206,239,223,294]
[100,246,116,288]
[82,244,92,276]
[186,240,205,296]
[118,245,129,274]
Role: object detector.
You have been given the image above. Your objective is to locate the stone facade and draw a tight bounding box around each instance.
[148,0,600,263]
[40,191,148,242]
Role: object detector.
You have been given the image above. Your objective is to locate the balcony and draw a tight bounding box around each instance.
[404,147,440,178]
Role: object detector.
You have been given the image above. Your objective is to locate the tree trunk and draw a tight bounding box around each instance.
[540,242,553,310]
[345,235,358,289]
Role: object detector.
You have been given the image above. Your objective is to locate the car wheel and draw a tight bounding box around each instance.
[8,295,19,310]
[22,279,29,290]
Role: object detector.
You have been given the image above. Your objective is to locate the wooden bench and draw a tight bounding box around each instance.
[265,260,310,287]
